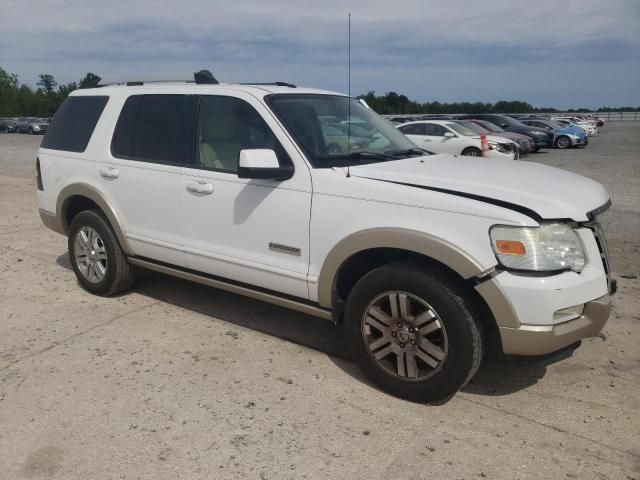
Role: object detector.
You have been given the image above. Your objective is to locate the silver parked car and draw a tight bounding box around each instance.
[16,117,50,134]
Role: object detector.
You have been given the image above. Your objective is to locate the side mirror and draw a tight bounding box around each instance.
[237,149,293,180]
[444,132,455,138]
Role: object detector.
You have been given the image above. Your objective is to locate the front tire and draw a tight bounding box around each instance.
[327,143,343,155]
[68,210,135,296]
[461,147,482,157]
[555,135,571,149]
[344,263,483,402]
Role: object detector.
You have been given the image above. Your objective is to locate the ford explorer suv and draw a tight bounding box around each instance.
[36,75,615,402]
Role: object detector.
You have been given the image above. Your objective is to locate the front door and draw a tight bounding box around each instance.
[179,93,312,299]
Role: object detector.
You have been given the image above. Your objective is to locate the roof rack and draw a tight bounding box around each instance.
[79,70,296,89]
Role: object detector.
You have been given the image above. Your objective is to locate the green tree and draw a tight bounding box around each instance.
[37,74,57,95]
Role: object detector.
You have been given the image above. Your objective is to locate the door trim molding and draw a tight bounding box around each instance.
[128,257,332,321]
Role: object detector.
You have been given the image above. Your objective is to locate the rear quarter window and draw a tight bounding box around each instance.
[41,96,109,152]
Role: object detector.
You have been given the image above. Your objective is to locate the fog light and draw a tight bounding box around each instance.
[553,304,584,323]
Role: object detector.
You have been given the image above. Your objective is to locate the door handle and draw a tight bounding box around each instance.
[186,181,214,195]
[423,139,431,142]
[99,167,119,179]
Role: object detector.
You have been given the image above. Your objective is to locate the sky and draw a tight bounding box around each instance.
[1,0,639,109]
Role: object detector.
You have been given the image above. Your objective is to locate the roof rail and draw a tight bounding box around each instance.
[241,81,297,88]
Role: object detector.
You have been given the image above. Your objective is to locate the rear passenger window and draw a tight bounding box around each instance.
[399,124,426,135]
[111,94,191,164]
[41,96,108,152]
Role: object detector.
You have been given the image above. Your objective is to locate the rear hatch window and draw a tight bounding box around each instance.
[41,96,109,152]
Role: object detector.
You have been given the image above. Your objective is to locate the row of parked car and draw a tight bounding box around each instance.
[0,117,51,134]
[385,113,603,159]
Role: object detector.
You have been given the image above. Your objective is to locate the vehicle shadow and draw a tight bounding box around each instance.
[56,252,547,399]
[462,359,547,396]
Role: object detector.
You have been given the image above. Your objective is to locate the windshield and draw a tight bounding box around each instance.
[455,121,488,134]
[474,120,503,133]
[545,120,564,129]
[446,122,477,136]
[266,94,421,167]
[498,115,526,127]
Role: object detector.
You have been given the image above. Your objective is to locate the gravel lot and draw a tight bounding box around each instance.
[1,125,639,479]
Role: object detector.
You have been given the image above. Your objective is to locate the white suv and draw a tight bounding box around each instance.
[37,77,614,402]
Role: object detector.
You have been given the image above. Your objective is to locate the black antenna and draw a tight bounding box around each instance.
[346,13,352,178]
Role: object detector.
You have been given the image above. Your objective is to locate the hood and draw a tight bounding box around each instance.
[470,135,514,145]
[490,131,531,142]
[556,126,585,137]
[345,155,609,221]
[510,125,553,138]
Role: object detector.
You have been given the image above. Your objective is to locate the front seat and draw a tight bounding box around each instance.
[199,106,243,171]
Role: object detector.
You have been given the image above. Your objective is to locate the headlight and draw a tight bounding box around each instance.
[490,223,585,272]
[494,143,507,153]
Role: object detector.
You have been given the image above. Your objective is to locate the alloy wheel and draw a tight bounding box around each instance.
[361,291,448,381]
[74,226,108,283]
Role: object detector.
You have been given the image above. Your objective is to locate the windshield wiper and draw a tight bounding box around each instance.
[384,148,429,157]
[317,151,391,162]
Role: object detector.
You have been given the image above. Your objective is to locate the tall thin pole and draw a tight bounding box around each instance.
[347,13,352,177]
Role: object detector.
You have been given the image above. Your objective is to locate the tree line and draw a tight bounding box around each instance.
[357,91,640,115]
[0,67,100,117]
[1,67,638,117]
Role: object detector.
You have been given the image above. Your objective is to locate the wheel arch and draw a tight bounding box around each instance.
[317,228,486,309]
[56,183,132,255]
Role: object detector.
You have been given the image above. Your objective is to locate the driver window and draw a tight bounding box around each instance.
[196,96,279,172]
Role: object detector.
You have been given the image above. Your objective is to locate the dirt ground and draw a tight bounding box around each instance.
[1,125,639,479]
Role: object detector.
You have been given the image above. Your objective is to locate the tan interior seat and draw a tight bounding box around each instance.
[198,106,243,171]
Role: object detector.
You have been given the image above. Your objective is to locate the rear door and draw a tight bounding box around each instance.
[399,122,427,145]
[106,93,195,267]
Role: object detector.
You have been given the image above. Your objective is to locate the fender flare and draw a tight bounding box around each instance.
[56,183,133,255]
[316,227,486,308]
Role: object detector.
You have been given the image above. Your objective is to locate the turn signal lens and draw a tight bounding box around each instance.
[495,240,526,256]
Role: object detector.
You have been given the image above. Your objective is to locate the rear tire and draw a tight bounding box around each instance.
[68,210,135,296]
[344,262,483,402]
[461,147,482,157]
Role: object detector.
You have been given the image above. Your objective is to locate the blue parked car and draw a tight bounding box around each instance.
[520,118,588,149]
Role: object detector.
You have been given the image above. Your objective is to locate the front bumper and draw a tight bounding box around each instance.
[532,136,553,148]
[568,134,589,146]
[498,295,610,355]
[475,227,612,356]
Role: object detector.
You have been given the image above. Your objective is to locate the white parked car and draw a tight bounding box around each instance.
[36,77,614,402]
[552,116,598,136]
[397,120,518,159]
